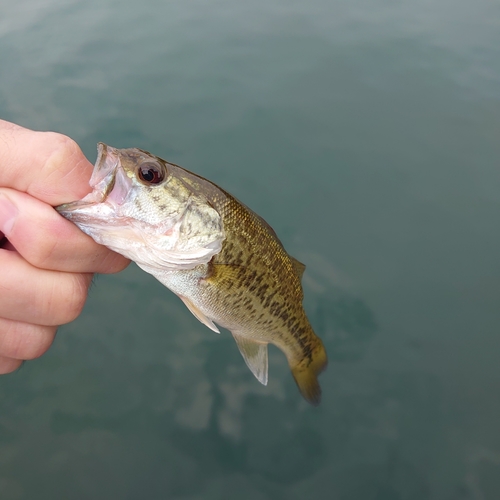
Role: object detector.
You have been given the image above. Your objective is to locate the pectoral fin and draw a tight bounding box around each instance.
[232,333,268,385]
[179,295,220,333]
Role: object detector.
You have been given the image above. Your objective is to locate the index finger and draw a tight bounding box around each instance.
[0,119,93,205]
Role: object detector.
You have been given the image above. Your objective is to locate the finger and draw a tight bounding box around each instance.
[0,317,57,360]
[0,356,23,375]
[0,119,94,205]
[0,188,129,273]
[0,249,93,325]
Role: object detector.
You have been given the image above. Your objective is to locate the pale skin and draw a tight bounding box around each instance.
[0,119,130,374]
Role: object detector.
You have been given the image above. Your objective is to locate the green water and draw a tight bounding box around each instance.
[1,0,500,498]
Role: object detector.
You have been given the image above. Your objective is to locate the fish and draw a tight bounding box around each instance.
[57,144,327,405]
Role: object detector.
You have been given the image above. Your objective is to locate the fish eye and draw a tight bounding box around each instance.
[137,162,166,185]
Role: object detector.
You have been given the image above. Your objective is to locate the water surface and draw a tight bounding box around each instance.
[1,0,500,498]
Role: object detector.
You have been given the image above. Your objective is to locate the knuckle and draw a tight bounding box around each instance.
[35,132,90,201]
[43,132,81,164]
[23,327,57,360]
[42,272,92,325]
[28,227,60,269]
[39,132,81,177]
[58,273,91,324]
[1,323,57,360]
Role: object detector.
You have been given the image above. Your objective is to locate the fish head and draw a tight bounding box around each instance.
[57,144,225,270]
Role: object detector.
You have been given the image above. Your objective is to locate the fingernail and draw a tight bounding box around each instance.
[0,195,18,236]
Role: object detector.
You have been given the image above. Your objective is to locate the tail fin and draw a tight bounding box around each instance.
[291,340,328,406]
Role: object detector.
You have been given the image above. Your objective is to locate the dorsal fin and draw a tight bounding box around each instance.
[178,295,220,333]
[231,333,268,385]
[290,257,306,279]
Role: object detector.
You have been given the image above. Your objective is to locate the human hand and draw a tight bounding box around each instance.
[0,120,130,373]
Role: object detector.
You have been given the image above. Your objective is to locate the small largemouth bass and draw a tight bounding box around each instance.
[58,144,327,405]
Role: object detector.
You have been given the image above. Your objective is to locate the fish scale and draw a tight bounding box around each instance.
[57,144,327,405]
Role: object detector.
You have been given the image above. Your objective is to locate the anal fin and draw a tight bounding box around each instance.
[232,333,268,386]
[179,295,220,333]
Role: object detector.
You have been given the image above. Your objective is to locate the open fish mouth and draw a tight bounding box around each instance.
[57,144,133,219]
